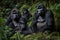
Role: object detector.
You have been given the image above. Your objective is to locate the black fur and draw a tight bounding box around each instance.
[31,4,55,33]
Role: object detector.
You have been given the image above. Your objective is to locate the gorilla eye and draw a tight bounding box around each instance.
[13,10,16,12]
[13,13,16,14]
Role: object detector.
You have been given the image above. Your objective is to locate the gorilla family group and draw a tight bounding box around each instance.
[6,4,55,35]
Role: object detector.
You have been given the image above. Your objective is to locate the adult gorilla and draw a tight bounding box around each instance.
[6,8,21,30]
[6,8,22,37]
[31,4,55,33]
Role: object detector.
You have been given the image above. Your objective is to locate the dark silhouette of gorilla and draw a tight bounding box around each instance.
[6,8,21,30]
[20,8,32,34]
[31,4,55,33]
[6,8,22,37]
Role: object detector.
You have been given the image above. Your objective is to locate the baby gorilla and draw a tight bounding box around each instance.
[31,4,55,33]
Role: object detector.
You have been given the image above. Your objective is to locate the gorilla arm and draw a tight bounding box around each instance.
[31,12,40,26]
[6,15,12,25]
[45,10,54,31]
[31,13,40,33]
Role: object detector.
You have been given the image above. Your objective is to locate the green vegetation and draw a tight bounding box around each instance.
[0,0,60,40]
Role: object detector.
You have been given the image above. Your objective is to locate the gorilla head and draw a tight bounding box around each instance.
[11,8,20,22]
[22,8,28,15]
[37,4,47,17]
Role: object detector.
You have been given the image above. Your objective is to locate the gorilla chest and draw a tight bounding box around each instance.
[12,21,20,30]
[37,16,47,27]
[12,21,25,31]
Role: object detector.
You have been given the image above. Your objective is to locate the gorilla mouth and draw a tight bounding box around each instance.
[14,18,19,22]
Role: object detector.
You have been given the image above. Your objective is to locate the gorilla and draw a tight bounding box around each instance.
[22,8,32,21]
[6,8,22,37]
[31,4,55,33]
[20,8,32,34]
[6,8,21,30]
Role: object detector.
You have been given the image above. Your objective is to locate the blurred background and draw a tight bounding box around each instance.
[0,0,60,40]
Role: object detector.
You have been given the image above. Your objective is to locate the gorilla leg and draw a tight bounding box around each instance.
[20,27,33,35]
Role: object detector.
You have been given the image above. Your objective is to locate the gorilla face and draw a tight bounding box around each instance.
[22,8,28,15]
[23,10,27,14]
[11,9,20,21]
[37,8,43,14]
[37,4,47,16]
[12,13,18,19]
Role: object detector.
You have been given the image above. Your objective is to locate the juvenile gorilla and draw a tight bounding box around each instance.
[20,8,32,34]
[31,4,55,33]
